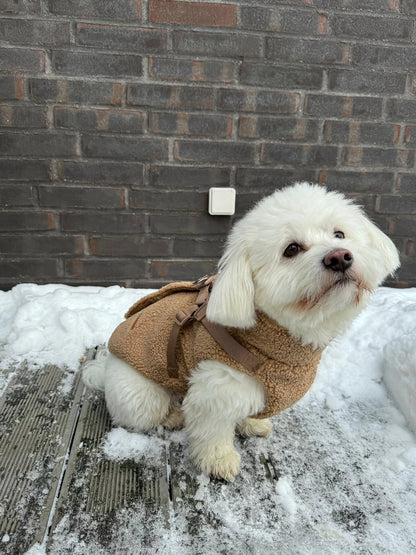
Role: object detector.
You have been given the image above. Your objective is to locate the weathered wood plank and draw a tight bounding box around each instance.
[0,360,84,554]
[47,349,171,552]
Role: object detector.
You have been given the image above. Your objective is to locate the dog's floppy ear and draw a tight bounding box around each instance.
[362,217,400,276]
[206,235,256,328]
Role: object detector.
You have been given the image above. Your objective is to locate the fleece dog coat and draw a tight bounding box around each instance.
[108,281,323,419]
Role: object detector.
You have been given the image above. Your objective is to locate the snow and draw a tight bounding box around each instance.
[0,283,153,394]
[1,283,416,553]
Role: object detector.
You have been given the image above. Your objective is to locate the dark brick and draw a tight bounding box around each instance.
[149,57,193,81]
[305,94,383,119]
[149,0,237,27]
[52,51,142,78]
[267,37,348,65]
[305,145,338,167]
[90,236,171,257]
[0,104,48,128]
[178,87,215,111]
[399,174,416,193]
[256,91,300,114]
[29,78,122,105]
[149,112,232,137]
[337,0,399,10]
[342,147,414,168]
[319,171,394,193]
[217,89,299,114]
[149,57,235,83]
[393,216,416,236]
[261,144,304,165]
[0,19,70,45]
[173,237,224,258]
[324,121,399,145]
[235,192,267,216]
[65,259,146,280]
[377,195,416,214]
[0,211,55,231]
[172,30,261,58]
[404,125,416,146]
[387,99,416,122]
[0,159,51,180]
[0,132,77,157]
[82,134,168,161]
[216,89,246,112]
[0,258,59,279]
[0,47,44,71]
[352,97,383,119]
[0,184,35,206]
[150,212,230,235]
[353,44,416,70]
[150,259,217,281]
[402,0,416,14]
[279,9,323,35]
[0,76,17,100]
[127,84,214,110]
[240,6,275,31]
[359,123,400,145]
[150,165,230,188]
[305,94,346,117]
[328,69,406,94]
[54,107,144,133]
[77,23,166,54]
[174,140,256,164]
[331,14,412,41]
[323,120,350,143]
[130,190,207,211]
[241,63,323,90]
[58,161,144,185]
[62,212,146,234]
[48,0,142,19]
[239,116,319,141]
[0,0,41,14]
[398,260,416,283]
[0,235,84,255]
[38,185,125,208]
[236,168,316,188]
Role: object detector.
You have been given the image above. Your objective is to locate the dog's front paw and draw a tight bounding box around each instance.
[197,446,241,482]
[237,417,272,437]
[161,405,184,430]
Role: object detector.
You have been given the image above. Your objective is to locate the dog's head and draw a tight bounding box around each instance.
[206,183,400,347]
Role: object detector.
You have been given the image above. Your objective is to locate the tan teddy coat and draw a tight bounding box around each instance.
[108,281,323,419]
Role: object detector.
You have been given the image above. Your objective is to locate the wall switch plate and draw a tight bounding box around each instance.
[208,187,236,216]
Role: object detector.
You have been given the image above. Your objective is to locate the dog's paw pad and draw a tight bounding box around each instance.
[238,417,272,437]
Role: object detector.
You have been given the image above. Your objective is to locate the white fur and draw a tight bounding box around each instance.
[83,183,400,481]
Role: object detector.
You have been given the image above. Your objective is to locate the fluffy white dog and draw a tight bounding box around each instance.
[83,183,400,481]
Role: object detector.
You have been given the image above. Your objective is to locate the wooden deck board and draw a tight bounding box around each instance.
[0,359,84,553]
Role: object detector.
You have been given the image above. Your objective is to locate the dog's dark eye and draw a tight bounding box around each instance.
[284,243,302,258]
[334,230,345,239]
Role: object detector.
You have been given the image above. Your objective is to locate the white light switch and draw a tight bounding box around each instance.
[208,187,236,216]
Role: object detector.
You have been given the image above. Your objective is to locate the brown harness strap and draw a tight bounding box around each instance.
[166,276,263,378]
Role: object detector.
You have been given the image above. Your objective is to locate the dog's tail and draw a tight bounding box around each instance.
[82,348,108,392]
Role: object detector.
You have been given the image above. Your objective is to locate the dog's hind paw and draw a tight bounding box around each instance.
[237,417,272,437]
[161,405,184,430]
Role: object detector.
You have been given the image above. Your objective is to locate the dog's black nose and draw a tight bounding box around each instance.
[323,249,353,272]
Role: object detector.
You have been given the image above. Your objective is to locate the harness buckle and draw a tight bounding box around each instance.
[175,307,196,327]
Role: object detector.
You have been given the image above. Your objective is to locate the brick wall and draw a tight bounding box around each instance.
[0,0,415,289]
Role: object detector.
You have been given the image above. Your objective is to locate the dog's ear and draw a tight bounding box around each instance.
[206,236,256,328]
[362,217,400,276]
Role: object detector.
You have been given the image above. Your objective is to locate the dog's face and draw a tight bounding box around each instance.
[207,183,400,347]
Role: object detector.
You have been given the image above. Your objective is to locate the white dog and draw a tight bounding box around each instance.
[83,183,400,481]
